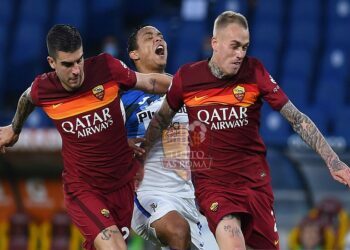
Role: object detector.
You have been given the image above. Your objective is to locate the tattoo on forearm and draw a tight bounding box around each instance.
[101,228,120,240]
[280,101,340,171]
[330,158,343,171]
[144,102,176,154]
[12,88,35,134]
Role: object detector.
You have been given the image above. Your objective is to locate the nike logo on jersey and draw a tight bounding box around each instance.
[52,103,63,109]
[194,95,208,102]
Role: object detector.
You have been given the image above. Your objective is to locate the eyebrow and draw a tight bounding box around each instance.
[231,40,250,46]
[141,31,163,38]
[61,54,84,66]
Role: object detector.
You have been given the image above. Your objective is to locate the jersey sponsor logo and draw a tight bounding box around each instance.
[137,106,187,123]
[197,107,248,130]
[233,85,245,101]
[210,202,219,212]
[137,110,155,123]
[61,107,113,138]
[101,208,110,218]
[92,85,105,100]
[52,103,63,109]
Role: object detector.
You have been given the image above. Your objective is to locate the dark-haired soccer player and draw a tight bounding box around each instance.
[0,24,171,250]
[122,25,204,250]
[142,11,350,250]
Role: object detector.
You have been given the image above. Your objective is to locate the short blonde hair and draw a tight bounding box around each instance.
[213,11,249,36]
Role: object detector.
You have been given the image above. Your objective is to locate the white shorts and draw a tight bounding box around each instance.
[132,192,204,250]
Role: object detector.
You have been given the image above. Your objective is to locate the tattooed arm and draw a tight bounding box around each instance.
[143,99,176,157]
[280,100,350,186]
[134,72,172,94]
[0,86,35,153]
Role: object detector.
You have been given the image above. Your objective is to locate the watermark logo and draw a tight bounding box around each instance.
[161,121,212,175]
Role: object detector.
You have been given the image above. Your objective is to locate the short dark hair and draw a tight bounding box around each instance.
[46,24,82,58]
[127,24,149,54]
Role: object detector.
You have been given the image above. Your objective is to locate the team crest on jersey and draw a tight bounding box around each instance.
[101,208,110,218]
[233,85,245,101]
[92,85,105,100]
[210,202,219,212]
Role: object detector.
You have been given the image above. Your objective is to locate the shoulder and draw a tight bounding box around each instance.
[244,56,265,74]
[32,71,57,91]
[85,53,128,68]
[175,60,210,86]
[178,60,208,76]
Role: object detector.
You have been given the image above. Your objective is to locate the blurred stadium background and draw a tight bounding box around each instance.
[1,0,350,249]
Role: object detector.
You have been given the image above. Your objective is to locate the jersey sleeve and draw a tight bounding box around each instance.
[255,60,289,111]
[30,79,40,106]
[104,53,137,91]
[166,69,184,112]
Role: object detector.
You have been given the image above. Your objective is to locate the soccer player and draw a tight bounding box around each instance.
[122,25,204,250]
[0,24,172,250]
[142,11,350,250]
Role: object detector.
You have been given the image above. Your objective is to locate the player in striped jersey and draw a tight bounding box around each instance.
[122,25,204,250]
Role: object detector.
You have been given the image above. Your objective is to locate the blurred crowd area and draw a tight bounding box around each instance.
[1,0,350,249]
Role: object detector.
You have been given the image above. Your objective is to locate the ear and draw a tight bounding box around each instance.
[129,51,140,61]
[211,37,218,52]
[47,56,55,69]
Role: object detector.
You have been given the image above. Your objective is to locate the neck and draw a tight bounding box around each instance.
[208,59,234,79]
[136,64,165,74]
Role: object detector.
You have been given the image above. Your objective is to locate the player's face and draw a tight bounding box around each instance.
[212,23,249,76]
[134,26,167,72]
[47,47,85,91]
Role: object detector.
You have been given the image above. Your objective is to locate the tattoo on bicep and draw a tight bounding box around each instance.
[223,224,243,238]
[101,228,120,240]
[12,88,35,134]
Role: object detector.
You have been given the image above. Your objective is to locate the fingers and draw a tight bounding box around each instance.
[128,138,146,156]
[331,169,350,187]
[0,146,5,154]
[132,137,146,144]
[133,147,145,157]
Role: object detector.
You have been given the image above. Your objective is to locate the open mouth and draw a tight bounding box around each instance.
[155,45,165,56]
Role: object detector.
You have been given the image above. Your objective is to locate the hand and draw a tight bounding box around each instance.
[0,125,19,154]
[128,137,146,157]
[329,160,350,187]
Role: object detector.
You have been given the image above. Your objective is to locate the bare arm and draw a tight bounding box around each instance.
[134,72,172,94]
[280,100,350,185]
[11,87,35,134]
[143,99,176,156]
[0,86,35,153]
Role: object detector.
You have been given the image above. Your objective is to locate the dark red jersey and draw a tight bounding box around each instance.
[30,53,138,192]
[167,57,289,188]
